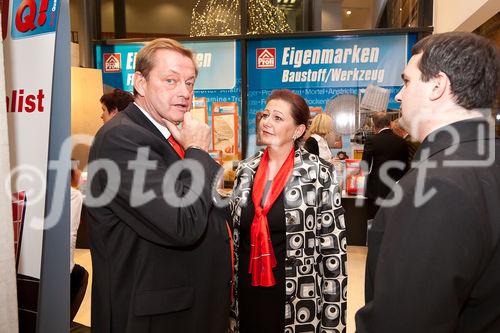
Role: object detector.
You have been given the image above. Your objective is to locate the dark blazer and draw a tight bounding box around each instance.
[405,134,421,164]
[362,128,409,201]
[357,119,500,332]
[86,103,232,333]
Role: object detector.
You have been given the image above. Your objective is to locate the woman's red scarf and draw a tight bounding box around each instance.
[249,147,295,287]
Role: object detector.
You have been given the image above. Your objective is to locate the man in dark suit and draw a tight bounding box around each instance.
[86,39,231,333]
[361,112,409,302]
[356,32,500,332]
[362,111,409,217]
[391,118,421,163]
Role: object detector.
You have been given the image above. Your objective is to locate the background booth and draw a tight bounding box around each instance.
[81,30,418,247]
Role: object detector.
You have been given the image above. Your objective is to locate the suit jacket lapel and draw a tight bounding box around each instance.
[123,103,180,159]
[123,103,167,142]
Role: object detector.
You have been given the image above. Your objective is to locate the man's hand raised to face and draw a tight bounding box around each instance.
[162,112,211,152]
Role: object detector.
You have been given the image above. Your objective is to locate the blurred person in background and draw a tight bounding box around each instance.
[362,111,409,219]
[391,117,420,164]
[99,88,134,123]
[303,113,335,162]
[70,159,88,323]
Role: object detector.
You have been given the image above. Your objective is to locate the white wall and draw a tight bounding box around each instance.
[434,0,500,33]
[324,0,373,30]
[322,0,343,30]
[101,0,115,33]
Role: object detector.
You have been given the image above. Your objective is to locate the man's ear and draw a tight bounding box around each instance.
[110,108,119,116]
[429,71,449,101]
[133,71,146,97]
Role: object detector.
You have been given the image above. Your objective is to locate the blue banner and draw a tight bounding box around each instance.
[246,34,415,157]
[96,40,242,155]
[95,44,142,91]
[96,40,238,92]
[248,34,408,89]
[183,40,237,90]
[11,0,59,39]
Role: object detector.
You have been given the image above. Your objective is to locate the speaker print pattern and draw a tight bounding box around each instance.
[229,149,347,333]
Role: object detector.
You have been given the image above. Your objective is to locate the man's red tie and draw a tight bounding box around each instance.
[167,135,185,159]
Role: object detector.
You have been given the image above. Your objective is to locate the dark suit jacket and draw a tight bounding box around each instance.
[86,104,231,333]
[357,119,500,332]
[362,128,409,202]
[404,134,420,164]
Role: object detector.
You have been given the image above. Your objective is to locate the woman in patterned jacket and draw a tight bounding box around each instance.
[229,89,347,333]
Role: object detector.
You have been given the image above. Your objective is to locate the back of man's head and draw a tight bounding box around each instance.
[412,32,500,110]
[391,118,408,138]
[100,89,134,112]
[372,111,391,131]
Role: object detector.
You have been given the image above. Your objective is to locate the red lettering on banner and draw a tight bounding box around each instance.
[6,89,45,113]
[14,0,51,32]
[37,0,49,27]
[15,0,37,32]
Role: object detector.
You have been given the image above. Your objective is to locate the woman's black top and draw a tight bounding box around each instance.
[238,183,286,333]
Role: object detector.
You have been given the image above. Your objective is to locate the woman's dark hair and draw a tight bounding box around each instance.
[100,89,134,113]
[266,89,310,143]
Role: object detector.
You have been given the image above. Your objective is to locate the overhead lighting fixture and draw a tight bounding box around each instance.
[290,0,296,3]
[399,7,402,11]
[283,0,289,3]
[346,10,352,16]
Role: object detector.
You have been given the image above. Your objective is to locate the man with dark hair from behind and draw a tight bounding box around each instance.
[99,88,134,123]
[356,32,500,332]
[391,117,420,163]
[361,111,408,218]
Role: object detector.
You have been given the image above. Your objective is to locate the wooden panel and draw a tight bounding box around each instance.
[71,67,104,170]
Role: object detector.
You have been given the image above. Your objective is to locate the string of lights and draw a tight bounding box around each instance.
[190,0,241,36]
[248,0,291,34]
[190,0,291,36]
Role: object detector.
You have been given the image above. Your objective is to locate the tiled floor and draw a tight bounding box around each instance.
[346,246,367,332]
[74,246,367,332]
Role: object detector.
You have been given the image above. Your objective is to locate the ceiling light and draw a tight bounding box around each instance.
[283,0,289,3]
[290,0,296,3]
[346,10,352,15]
[399,7,402,11]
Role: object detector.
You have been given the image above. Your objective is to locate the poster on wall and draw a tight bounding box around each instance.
[96,40,242,187]
[246,34,416,157]
[3,0,61,279]
[192,97,208,124]
[212,104,238,155]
